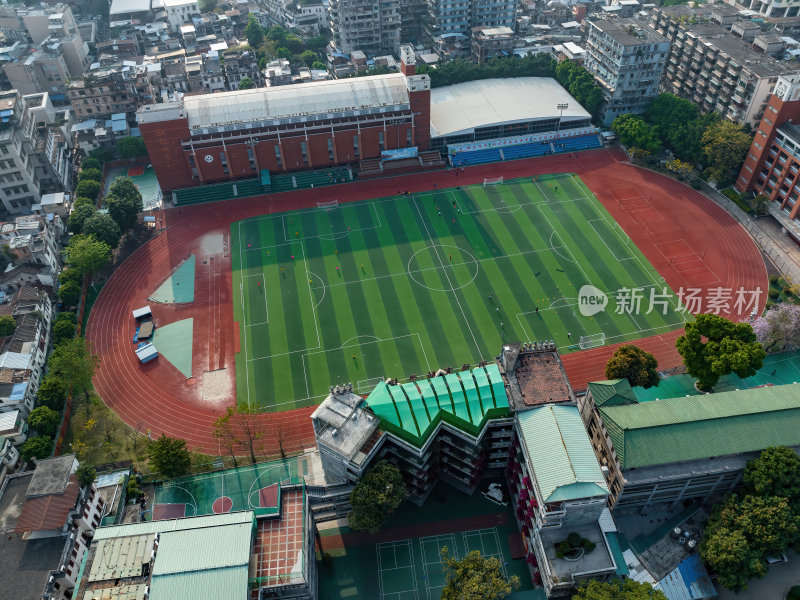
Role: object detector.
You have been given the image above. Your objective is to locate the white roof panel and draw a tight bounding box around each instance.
[430,77,590,138]
[0,410,20,432]
[110,0,151,15]
[183,73,410,129]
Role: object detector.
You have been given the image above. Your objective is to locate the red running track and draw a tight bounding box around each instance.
[86,149,767,455]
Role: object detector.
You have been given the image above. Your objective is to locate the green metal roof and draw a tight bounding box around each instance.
[599,381,800,469]
[149,565,249,600]
[517,405,608,503]
[365,364,510,447]
[587,380,638,407]
[151,522,253,575]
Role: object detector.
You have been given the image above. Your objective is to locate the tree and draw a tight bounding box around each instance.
[751,193,769,216]
[37,376,67,411]
[440,547,519,600]
[238,77,255,90]
[311,60,326,70]
[198,0,216,11]
[117,136,147,159]
[89,147,116,162]
[65,235,111,276]
[675,313,765,390]
[604,345,660,388]
[611,114,662,154]
[743,446,800,502]
[147,434,191,477]
[76,179,101,201]
[665,158,693,178]
[47,337,100,396]
[105,176,143,231]
[0,314,16,337]
[52,317,76,345]
[79,168,102,182]
[348,460,407,533]
[76,463,96,488]
[572,579,668,600]
[20,436,54,461]
[701,120,753,185]
[245,15,264,48]
[28,406,61,437]
[68,203,96,234]
[700,494,799,591]
[752,303,800,352]
[58,281,81,306]
[300,50,316,67]
[83,213,122,249]
[59,267,82,287]
[73,196,96,208]
[213,405,266,465]
[81,157,102,171]
[56,311,77,325]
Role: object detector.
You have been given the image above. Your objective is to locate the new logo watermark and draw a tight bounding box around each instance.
[578,285,607,316]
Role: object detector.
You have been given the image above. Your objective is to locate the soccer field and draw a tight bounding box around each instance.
[231,174,687,411]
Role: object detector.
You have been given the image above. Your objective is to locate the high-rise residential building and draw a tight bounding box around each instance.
[0,90,74,215]
[649,7,796,128]
[736,74,800,222]
[329,0,400,55]
[583,18,670,126]
[424,0,516,53]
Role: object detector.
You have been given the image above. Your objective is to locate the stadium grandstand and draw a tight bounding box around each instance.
[137,46,601,198]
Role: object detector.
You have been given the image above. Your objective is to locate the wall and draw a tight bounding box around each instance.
[139,117,193,191]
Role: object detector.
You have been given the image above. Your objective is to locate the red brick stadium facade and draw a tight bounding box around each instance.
[138,59,431,192]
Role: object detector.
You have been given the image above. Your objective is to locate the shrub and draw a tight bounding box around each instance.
[768,288,780,300]
[557,541,570,556]
[766,300,775,310]
[567,532,582,549]
[127,476,142,499]
[582,539,596,552]
[770,275,781,285]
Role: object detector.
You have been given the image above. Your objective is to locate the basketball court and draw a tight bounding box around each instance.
[151,456,307,520]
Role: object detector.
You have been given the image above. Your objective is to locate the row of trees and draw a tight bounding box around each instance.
[700,446,800,591]
[415,54,556,88]
[610,94,753,185]
[554,59,604,119]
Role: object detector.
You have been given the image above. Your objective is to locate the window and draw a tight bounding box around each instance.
[301,141,308,165]
[327,138,334,161]
[379,131,384,151]
[274,144,282,168]
[353,135,359,158]
[407,128,412,147]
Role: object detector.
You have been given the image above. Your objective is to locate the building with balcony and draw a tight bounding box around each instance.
[583,18,670,126]
[66,68,138,121]
[649,7,797,127]
[155,0,201,31]
[471,26,515,63]
[737,73,800,223]
[329,0,401,55]
[580,378,800,512]
[425,0,516,55]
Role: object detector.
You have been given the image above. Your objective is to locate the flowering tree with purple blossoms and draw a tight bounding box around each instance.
[752,303,800,352]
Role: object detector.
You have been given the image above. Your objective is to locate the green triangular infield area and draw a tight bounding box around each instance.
[152,318,193,378]
[149,255,195,303]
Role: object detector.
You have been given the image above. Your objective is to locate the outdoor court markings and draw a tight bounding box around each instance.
[377,539,419,600]
[419,533,457,600]
[280,201,384,243]
[656,238,720,287]
[462,529,506,576]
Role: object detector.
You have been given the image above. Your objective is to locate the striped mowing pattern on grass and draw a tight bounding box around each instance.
[230,174,688,412]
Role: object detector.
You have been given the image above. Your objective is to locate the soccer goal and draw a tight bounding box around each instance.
[317,199,338,212]
[579,332,606,350]
[483,176,503,186]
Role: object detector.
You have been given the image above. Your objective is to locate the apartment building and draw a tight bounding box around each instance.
[425,0,516,55]
[222,48,262,90]
[66,69,137,121]
[650,7,796,127]
[155,0,201,31]
[583,18,670,125]
[736,73,800,220]
[471,26,515,63]
[3,455,104,600]
[329,0,401,55]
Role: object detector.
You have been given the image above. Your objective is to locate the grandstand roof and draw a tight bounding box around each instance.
[429,77,590,138]
[593,380,800,469]
[365,364,510,447]
[182,73,410,129]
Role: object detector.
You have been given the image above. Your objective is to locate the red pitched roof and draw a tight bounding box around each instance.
[14,475,81,533]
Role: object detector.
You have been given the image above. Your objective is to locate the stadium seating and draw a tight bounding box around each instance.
[271,167,353,193]
[173,177,268,205]
[553,134,602,153]
[501,142,552,161]
[450,148,503,166]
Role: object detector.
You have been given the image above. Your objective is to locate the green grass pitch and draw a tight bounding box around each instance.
[230,174,688,411]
